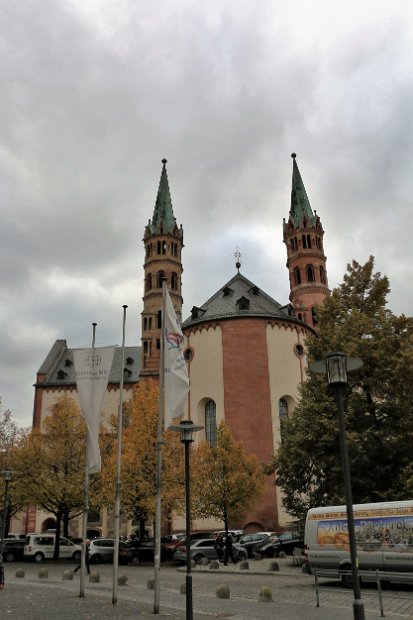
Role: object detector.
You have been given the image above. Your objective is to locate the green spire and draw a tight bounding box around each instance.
[150,159,176,234]
[289,153,316,227]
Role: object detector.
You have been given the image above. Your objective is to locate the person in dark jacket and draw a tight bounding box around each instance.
[224,533,237,565]
[213,534,224,562]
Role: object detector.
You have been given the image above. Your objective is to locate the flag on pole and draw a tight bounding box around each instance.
[73,346,116,473]
[164,287,189,428]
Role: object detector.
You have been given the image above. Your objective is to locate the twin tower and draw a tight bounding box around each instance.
[140,154,329,378]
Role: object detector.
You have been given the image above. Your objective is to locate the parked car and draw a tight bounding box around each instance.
[2,539,25,562]
[118,540,140,565]
[173,538,248,564]
[24,534,82,563]
[253,531,304,558]
[88,538,142,565]
[160,534,186,559]
[237,532,273,557]
[89,538,116,563]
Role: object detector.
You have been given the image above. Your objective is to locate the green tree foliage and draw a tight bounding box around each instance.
[15,395,87,557]
[191,422,265,531]
[272,256,413,524]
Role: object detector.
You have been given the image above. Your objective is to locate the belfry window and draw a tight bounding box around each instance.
[157,271,165,288]
[294,267,301,285]
[146,273,152,291]
[320,266,326,284]
[306,264,315,282]
[205,400,217,448]
[171,272,178,290]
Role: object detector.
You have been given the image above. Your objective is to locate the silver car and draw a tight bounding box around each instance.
[89,538,116,563]
[173,538,248,564]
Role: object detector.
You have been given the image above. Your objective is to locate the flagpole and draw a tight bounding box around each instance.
[153,282,166,614]
[80,322,97,598]
[112,305,127,605]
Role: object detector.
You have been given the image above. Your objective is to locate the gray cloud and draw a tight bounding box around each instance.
[1,0,412,424]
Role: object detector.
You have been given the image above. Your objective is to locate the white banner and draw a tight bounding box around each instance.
[73,346,116,473]
[164,288,189,428]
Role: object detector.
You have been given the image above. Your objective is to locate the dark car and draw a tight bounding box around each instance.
[237,532,272,557]
[253,531,304,558]
[118,540,140,565]
[2,539,25,562]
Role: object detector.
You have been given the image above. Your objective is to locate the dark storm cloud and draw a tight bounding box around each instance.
[1,0,412,423]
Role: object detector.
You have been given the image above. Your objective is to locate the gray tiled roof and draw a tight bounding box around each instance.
[35,341,141,387]
[182,271,301,329]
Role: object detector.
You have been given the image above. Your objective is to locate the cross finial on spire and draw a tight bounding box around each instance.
[234,248,242,272]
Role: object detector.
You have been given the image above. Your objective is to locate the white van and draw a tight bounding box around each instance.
[24,534,82,563]
[305,501,413,585]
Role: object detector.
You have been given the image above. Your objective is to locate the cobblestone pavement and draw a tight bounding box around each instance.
[1,558,413,619]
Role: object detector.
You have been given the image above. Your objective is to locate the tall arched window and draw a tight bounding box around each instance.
[279,398,288,441]
[157,271,165,288]
[146,273,152,291]
[205,400,217,447]
[306,264,315,282]
[320,266,326,284]
[294,267,301,285]
[171,272,178,290]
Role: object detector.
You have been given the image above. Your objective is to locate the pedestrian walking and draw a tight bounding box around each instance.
[224,533,237,565]
[213,533,225,562]
[74,539,90,575]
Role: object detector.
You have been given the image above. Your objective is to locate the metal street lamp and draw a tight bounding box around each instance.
[310,352,365,620]
[170,420,203,620]
[0,469,14,586]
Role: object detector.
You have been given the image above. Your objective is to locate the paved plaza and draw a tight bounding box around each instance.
[1,557,413,619]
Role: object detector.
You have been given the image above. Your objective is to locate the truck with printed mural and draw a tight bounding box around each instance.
[304,501,413,586]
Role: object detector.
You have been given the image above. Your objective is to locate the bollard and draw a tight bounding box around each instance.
[216,585,230,599]
[258,586,273,602]
[89,572,100,583]
[38,569,48,579]
[118,574,128,586]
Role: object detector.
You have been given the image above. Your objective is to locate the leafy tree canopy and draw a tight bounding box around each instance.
[191,421,265,531]
[272,256,413,524]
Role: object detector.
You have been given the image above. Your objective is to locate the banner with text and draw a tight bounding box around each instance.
[73,346,116,473]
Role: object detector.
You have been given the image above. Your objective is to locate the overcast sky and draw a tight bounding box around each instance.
[1,0,413,427]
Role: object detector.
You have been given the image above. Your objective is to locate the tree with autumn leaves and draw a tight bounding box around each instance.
[191,422,265,533]
[100,379,185,538]
[14,395,89,558]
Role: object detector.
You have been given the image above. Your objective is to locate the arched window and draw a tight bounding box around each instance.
[312,307,318,325]
[205,401,217,447]
[306,264,315,282]
[146,273,152,291]
[157,310,162,328]
[306,234,312,248]
[157,271,165,288]
[279,398,288,441]
[302,234,307,249]
[171,272,178,290]
[294,267,301,285]
[320,266,326,284]
[157,240,166,255]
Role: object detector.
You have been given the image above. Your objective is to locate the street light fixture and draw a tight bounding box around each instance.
[0,469,14,587]
[310,352,365,620]
[170,420,203,620]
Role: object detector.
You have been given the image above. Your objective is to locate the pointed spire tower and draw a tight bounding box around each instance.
[140,159,184,377]
[283,153,329,329]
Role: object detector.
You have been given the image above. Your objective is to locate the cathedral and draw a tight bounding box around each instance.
[30,154,328,535]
